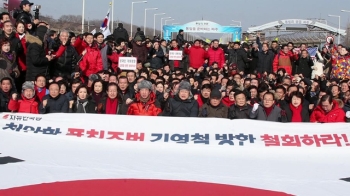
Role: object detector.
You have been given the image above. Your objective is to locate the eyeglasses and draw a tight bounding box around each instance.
[263,99,274,102]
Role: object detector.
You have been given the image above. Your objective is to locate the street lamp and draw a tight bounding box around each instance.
[341,10,350,13]
[232,20,241,27]
[165,19,174,25]
[144,8,158,35]
[154,13,165,36]
[328,14,341,44]
[81,0,85,33]
[131,1,147,37]
[172,23,180,25]
[161,17,171,38]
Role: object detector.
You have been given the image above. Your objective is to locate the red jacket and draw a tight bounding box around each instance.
[207,47,225,68]
[310,100,346,123]
[222,96,235,107]
[73,36,89,55]
[108,51,124,72]
[273,50,296,75]
[15,33,27,71]
[184,46,209,69]
[127,92,162,116]
[8,95,39,114]
[79,45,103,77]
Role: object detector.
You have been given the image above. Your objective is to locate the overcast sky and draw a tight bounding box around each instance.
[35,0,349,32]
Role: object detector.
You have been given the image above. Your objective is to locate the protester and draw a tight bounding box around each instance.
[127,80,162,116]
[113,23,129,43]
[197,89,227,118]
[8,81,39,113]
[280,91,309,122]
[229,91,252,119]
[97,83,120,114]
[39,82,69,114]
[0,77,16,112]
[163,80,199,117]
[310,94,346,123]
[250,92,286,122]
[69,84,96,113]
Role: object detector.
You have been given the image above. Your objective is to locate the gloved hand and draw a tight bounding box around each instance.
[346,111,350,119]
[252,103,259,112]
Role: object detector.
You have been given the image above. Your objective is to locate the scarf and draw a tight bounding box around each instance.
[264,106,273,117]
[290,103,303,122]
[76,98,88,113]
[35,86,47,102]
[92,92,103,104]
[106,98,118,114]
[3,51,13,61]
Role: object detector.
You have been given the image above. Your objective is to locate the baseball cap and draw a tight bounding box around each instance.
[20,0,34,7]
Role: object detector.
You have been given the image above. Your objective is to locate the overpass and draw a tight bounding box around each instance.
[247,19,347,45]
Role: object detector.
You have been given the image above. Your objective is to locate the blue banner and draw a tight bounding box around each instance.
[163,20,242,42]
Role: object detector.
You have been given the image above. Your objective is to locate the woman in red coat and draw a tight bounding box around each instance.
[8,81,39,114]
[310,94,346,123]
[127,80,162,116]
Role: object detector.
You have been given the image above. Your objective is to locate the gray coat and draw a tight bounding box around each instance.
[250,104,287,122]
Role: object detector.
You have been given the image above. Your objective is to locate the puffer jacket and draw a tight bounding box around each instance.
[184,46,209,69]
[198,102,228,118]
[310,100,346,123]
[79,44,103,77]
[25,33,50,81]
[330,53,350,80]
[273,50,297,76]
[53,45,78,78]
[8,95,39,114]
[162,95,199,117]
[127,92,162,116]
[207,47,225,68]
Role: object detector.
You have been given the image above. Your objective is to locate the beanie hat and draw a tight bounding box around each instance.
[178,81,191,92]
[135,36,142,42]
[89,74,99,82]
[138,80,152,91]
[210,90,222,99]
[22,81,34,92]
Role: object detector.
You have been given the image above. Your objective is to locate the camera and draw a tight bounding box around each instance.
[33,5,41,20]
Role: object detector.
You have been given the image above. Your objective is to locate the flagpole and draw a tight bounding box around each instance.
[110,1,113,32]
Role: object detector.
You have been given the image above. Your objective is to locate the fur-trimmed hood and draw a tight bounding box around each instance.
[26,33,43,45]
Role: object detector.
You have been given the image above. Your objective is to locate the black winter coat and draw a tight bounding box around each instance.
[281,104,310,122]
[26,34,49,81]
[149,48,164,69]
[69,98,96,113]
[257,50,274,74]
[0,32,22,54]
[113,27,129,42]
[118,88,134,115]
[295,57,313,78]
[97,97,122,114]
[0,89,12,112]
[14,10,33,26]
[162,95,199,117]
[39,94,69,114]
[229,104,253,119]
[53,45,79,78]
[176,34,184,47]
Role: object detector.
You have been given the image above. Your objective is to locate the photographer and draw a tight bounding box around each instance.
[13,1,39,30]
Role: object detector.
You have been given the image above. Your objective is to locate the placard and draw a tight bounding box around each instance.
[169,50,183,61]
[119,57,137,70]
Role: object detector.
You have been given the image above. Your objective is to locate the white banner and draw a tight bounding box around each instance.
[118,57,137,70]
[169,50,183,61]
[0,113,349,195]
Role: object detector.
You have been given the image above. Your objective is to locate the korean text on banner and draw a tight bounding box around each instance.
[169,50,183,61]
[118,57,137,70]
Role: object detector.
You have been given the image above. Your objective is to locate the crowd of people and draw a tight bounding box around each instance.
[0,1,350,123]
